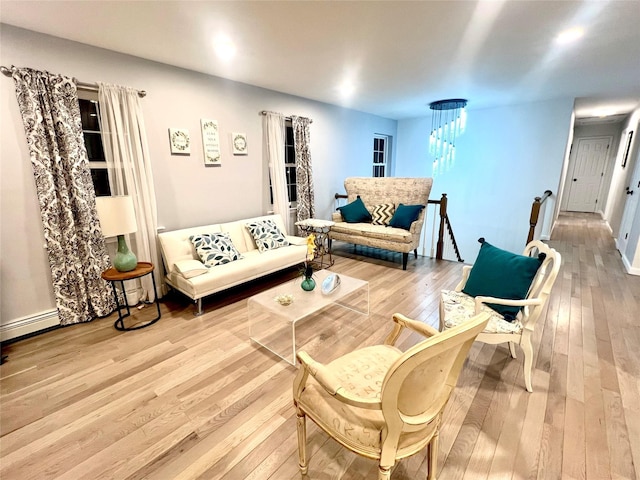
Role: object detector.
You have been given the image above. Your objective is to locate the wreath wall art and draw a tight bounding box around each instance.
[169,128,191,155]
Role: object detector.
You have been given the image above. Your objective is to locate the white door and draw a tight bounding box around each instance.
[617,150,640,256]
[566,137,610,212]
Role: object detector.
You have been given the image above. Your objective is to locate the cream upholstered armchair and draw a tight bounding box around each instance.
[292,311,490,480]
[439,239,561,392]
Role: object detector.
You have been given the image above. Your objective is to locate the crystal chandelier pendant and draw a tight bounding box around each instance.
[429,99,468,176]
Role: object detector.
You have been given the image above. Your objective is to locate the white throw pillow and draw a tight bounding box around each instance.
[174,259,209,279]
[189,232,243,267]
[245,219,290,252]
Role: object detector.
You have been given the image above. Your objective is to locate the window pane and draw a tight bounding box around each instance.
[286,125,294,146]
[378,138,385,151]
[79,99,100,131]
[289,183,297,202]
[91,169,111,196]
[285,146,295,164]
[84,132,105,161]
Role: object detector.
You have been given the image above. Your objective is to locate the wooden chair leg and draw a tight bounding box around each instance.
[402,252,408,270]
[296,411,308,474]
[378,465,392,480]
[427,432,439,480]
[414,248,418,259]
[521,334,534,392]
[508,341,517,359]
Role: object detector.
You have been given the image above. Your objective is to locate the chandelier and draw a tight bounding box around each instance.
[429,99,468,175]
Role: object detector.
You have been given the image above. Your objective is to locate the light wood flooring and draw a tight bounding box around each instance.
[1,212,639,479]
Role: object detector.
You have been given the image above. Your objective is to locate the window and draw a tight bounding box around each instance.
[372,134,389,177]
[78,90,110,196]
[270,120,297,206]
[284,121,297,204]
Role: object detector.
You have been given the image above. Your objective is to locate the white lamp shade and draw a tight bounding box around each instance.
[95,195,137,237]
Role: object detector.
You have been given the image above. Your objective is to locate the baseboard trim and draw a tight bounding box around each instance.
[0,309,59,342]
[540,234,551,241]
[621,254,640,276]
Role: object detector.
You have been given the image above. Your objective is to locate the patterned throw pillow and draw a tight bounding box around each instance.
[371,203,395,225]
[245,219,290,252]
[189,232,243,267]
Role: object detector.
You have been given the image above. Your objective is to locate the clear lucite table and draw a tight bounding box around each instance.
[248,269,369,365]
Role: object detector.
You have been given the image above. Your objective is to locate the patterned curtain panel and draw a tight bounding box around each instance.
[291,116,315,229]
[98,83,162,300]
[11,67,115,325]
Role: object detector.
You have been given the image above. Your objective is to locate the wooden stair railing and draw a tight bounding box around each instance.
[333,192,463,262]
[527,190,552,244]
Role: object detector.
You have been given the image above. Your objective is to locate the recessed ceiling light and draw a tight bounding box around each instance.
[338,80,355,99]
[556,27,585,45]
[591,108,616,117]
[215,36,236,61]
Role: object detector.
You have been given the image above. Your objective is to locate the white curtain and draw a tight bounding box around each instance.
[263,112,291,233]
[98,83,161,300]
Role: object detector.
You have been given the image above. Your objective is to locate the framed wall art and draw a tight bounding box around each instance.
[169,128,190,155]
[232,132,248,155]
[622,130,633,168]
[201,119,221,165]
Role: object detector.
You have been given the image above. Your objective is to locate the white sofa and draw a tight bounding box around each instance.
[158,214,307,315]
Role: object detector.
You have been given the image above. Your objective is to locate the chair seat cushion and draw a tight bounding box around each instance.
[299,344,438,455]
[441,290,524,335]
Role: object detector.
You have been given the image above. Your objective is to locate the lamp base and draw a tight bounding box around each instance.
[114,235,137,272]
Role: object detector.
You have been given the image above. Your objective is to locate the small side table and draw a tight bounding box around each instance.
[101,261,161,331]
[295,219,335,269]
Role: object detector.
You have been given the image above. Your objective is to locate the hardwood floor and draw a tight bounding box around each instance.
[1,212,638,479]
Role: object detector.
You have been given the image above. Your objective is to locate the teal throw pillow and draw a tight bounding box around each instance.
[388,203,424,230]
[337,196,372,223]
[462,240,544,321]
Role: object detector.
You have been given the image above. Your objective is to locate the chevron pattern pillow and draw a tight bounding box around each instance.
[190,232,243,267]
[371,203,395,225]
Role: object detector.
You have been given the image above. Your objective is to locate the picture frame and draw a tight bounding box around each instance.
[169,128,190,155]
[232,132,248,155]
[201,119,221,166]
[622,130,633,168]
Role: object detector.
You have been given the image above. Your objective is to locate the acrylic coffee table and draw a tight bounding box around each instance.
[248,269,369,365]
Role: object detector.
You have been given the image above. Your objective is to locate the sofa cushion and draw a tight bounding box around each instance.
[371,203,395,225]
[337,196,372,223]
[331,222,413,243]
[173,259,209,279]
[462,240,543,321]
[388,204,424,230]
[245,219,290,252]
[190,232,243,267]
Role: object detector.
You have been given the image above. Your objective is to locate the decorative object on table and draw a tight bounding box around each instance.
[622,130,633,167]
[274,293,294,306]
[321,273,341,295]
[201,118,221,165]
[232,132,248,155]
[168,128,190,154]
[429,98,468,175]
[294,218,335,269]
[95,195,138,272]
[300,233,317,291]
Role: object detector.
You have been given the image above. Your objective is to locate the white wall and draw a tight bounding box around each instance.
[396,99,574,263]
[603,107,640,238]
[0,25,396,328]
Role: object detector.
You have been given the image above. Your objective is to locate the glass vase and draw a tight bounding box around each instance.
[301,276,316,291]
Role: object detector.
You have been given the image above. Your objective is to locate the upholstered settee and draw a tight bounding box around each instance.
[329,177,433,270]
[158,214,307,315]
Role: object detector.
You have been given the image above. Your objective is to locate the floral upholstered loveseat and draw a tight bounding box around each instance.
[329,177,433,270]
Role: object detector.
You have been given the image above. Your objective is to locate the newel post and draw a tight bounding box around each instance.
[436,193,447,260]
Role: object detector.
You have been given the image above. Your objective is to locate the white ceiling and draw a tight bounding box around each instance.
[2,0,639,120]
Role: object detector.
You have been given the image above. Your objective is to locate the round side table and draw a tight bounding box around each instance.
[101,261,161,331]
[295,219,335,269]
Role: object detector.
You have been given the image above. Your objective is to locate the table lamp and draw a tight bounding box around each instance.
[95,195,138,272]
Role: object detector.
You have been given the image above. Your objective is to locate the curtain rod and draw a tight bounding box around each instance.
[260,110,313,123]
[0,65,146,98]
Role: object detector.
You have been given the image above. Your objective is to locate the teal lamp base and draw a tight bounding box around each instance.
[113,235,137,272]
